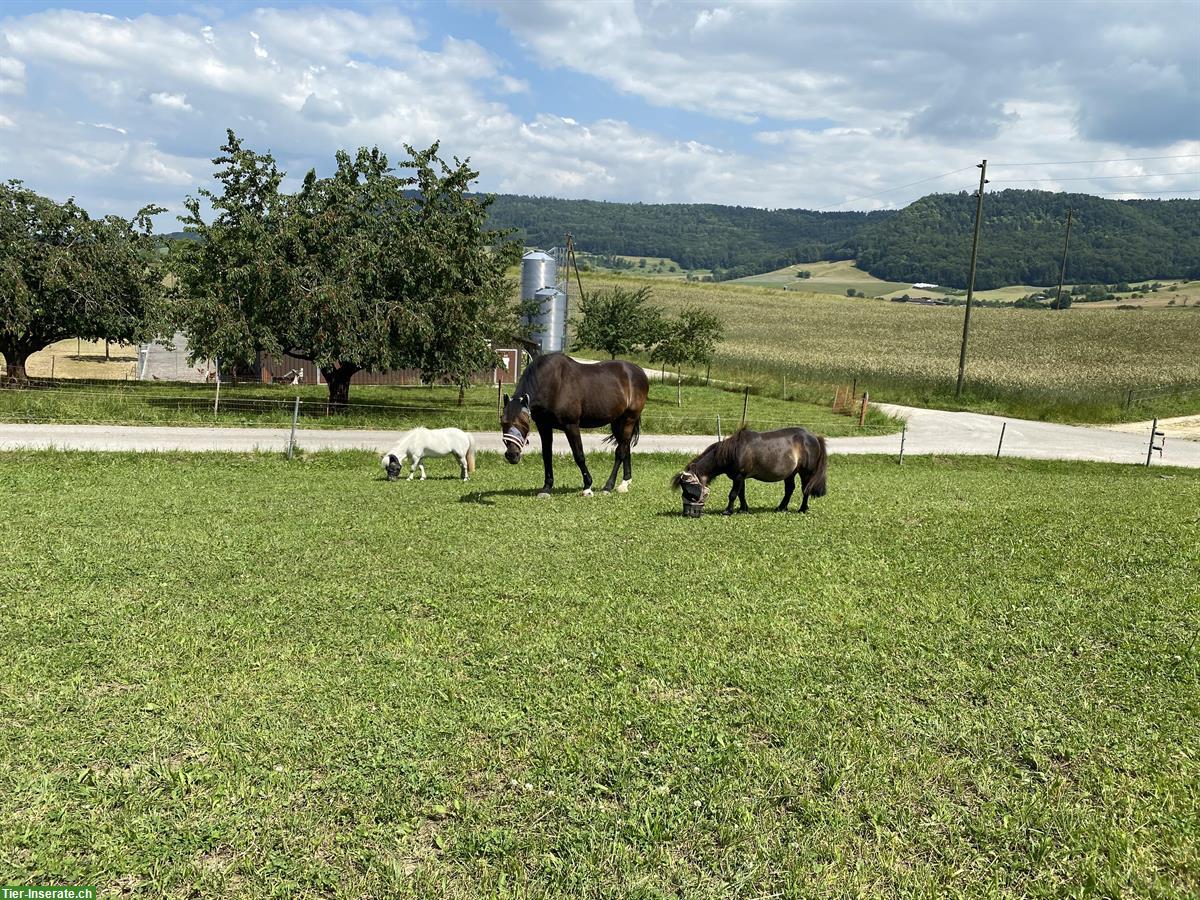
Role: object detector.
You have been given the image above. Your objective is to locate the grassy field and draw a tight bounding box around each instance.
[729,261,1200,308]
[0,450,1197,897]
[0,339,139,381]
[575,273,1200,423]
[0,378,896,437]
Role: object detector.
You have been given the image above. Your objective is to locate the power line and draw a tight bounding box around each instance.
[1076,189,1200,197]
[989,153,1200,167]
[816,165,977,210]
[989,171,1200,184]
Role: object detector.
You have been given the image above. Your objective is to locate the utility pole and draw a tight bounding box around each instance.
[1052,208,1073,309]
[955,159,988,398]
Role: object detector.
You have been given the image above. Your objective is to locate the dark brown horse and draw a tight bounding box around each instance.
[672,427,828,516]
[500,353,649,497]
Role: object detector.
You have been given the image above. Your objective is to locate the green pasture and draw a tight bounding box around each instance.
[1,450,1197,898]
[0,378,895,437]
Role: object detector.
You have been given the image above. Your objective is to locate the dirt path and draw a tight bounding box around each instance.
[3,404,1199,468]
[1099,415,1200,442]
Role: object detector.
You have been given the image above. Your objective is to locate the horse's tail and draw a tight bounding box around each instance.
[466,434,476,474]
[602,416,642,447]
[805,435,828,498]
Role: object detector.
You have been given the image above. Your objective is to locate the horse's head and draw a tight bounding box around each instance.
[500,392,531,464]
[671,469,709,517]
[382,453,403,481]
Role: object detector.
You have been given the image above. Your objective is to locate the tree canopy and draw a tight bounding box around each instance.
[570,285,665,360]
[0,180,163,380]
[173,131,520,407]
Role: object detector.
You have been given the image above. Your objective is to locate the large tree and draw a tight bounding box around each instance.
[174,132,520,409]
[0,180,163,381]
[570,285,665,360]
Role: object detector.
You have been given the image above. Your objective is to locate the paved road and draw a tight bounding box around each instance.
[2,405,1197,468]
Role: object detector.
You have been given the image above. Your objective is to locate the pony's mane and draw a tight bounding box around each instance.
[685,428,750,475]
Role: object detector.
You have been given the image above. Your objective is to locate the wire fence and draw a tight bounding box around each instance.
[0,378,901,438]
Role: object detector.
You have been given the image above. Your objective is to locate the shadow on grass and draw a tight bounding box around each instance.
[458,485,603,506]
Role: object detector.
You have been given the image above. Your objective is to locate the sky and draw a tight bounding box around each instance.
[1,0,1198,225]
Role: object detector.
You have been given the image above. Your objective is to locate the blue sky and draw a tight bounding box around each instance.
[1,0,1197,224]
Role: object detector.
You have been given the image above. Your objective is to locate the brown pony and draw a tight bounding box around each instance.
[500,352,649,497]
[672,427,828,516]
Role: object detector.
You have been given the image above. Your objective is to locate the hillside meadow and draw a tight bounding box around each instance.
[1,450,1197,897]
[573,273,1200,422]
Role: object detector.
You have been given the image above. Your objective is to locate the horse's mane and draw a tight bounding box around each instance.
[686,427,750,475]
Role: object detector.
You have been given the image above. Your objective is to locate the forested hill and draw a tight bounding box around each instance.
[846,190,1200,289]
[484,190,1200,288]
[484,196,894,279]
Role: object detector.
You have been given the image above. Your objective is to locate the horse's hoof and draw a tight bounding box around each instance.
[616,479,631,494]
[582,488,594,497]
[722,509,733,517]
[536,492,552,500]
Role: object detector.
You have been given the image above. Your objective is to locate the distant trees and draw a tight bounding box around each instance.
[172,131,519,409]
[0,180,164,381]
[571,286,665,359]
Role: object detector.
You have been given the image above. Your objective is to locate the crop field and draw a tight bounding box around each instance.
[1,450,1197,898]
[576,273,1200,422]
[731,260,912,296]
[0,339,139,381]
[0,379,895,436]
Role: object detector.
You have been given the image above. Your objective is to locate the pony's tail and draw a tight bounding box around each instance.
[806,436,828,498]
[466,435,476,474]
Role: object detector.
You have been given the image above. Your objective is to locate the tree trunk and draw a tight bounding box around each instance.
[2,346,33,382]
[105,339,110,361]
[457,383,466,407]
[321,364,357,413]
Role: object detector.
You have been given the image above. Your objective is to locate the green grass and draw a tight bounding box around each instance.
[576,273,1200,424]
[0,378,898,437]
[1,451,1197,897]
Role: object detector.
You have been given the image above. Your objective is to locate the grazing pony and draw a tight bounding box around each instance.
[382,427,476,482]
[672,427,827,516]
[500,352,649,497]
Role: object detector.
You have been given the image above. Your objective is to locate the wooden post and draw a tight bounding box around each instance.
[858,392,869,426]
[213,359,221,415]
[1126,388,1134,410]
[497,380,502,418]
[996,421,1006,458]
[716,413,722,441]
[741,386,749,426]
[898,424,906,465]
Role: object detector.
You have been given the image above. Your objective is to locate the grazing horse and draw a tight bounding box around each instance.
[672,427,827,516]
[500,352,649,497]
[382,427,476,482]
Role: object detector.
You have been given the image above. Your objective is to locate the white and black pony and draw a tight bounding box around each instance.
[382,427,476,482]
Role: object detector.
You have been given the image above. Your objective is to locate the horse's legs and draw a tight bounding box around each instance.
[405,454,416,481]
[563,424,593,495]
[602,418,624,493]
[739,478,750,512]
[723,476,742,515]
[454,451,468,481]
[605,416,637,493]
[799,473,810,513]
[416,457,426,481]
[777,475,795,512]
[537,426,555,497]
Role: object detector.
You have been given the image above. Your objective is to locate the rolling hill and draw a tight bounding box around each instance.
[484,190,1200,288]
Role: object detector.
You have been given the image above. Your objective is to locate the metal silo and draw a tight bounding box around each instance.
[532,287,568,353]
[521,251,557,304]
[522,250,568,354]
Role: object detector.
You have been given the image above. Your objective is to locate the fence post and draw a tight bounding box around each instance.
[497,380,502,419]
[996,421,1006,458]
[899,424,906,465]
[1146,418,1165,466]
[213,358,221,415]
[1125,388,1134,410]
[288,395,300,460]
[858,392,869,426]
[852,377,857,398]
[716,413,722,441]
[50,356,55,379]
[741,386,749,426]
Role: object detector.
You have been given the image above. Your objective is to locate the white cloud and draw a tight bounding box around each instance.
[0,1,1194,222]
[0,54,25,94]
[149,91,192,111]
